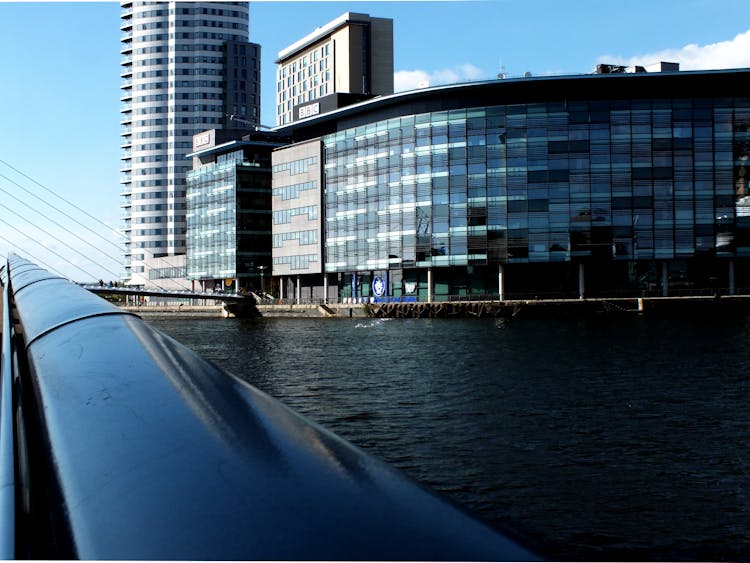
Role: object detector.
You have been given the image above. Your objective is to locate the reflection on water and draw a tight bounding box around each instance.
[146,313,750,560]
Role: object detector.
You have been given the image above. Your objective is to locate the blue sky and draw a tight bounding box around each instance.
[0,0,749,281]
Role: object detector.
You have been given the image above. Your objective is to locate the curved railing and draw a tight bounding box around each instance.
[1,255,539,560]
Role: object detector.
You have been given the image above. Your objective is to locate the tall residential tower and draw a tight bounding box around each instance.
[120,1,260,285]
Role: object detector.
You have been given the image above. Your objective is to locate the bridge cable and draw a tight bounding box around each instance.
[0,160,125,250]
[0,201,121,280]
[0,174,122,267]
[0,236,67,278]
[0,161,194,290]
[0,227,99,281]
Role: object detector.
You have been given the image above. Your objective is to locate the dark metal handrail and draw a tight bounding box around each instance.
[0,265,14,559]
[3,255,538,560]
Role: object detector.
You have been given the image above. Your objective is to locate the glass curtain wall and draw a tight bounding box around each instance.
[323,97,750,299]
[186,157,239,284]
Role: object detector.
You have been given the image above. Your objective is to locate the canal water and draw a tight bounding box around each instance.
[145,313,750,561]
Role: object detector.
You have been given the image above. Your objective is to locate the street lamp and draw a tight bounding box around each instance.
[258,265,266,295]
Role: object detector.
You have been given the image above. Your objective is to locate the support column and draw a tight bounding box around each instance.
[296,275,301,304]
[323,274,328,305]
[498,264,505,301]
[352,273,357,302]
[427,267,434,303]
[729,260,736,296]
[280,277,284,301]
[662,262,669,297]
[578,263,585,300]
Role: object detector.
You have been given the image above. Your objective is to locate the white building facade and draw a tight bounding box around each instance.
[120,1,259,285]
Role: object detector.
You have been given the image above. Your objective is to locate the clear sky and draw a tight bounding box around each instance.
[0,0,749,281]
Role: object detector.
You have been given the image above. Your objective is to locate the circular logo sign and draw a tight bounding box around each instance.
[372,276,386,297]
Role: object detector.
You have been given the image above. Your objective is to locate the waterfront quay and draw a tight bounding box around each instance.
[121,293,750,319]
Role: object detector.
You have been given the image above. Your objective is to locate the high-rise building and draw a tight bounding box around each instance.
[120,1,260,285]
[274,12,393,126]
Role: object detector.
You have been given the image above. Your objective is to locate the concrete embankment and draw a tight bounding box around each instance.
[120,295,750,319]
[120,303,372,318]
[120,305,226,317]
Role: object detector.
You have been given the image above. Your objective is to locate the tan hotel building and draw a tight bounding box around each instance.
[274,12,394,126]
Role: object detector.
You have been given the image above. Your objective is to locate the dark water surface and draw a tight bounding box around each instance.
[145,313,750,560]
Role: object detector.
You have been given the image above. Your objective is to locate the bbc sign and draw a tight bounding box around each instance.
[298,102,320,119]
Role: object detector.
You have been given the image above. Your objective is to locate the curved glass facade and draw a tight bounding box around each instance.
[322,97,750,299]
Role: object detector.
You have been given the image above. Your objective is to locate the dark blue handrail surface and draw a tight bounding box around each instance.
[3,254,539,560]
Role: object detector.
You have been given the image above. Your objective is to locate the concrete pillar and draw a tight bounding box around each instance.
[662,262,669,297]
[427,267,434,303]
[578,263,585,300]
[729,260,736,296]
[498,264,505,301]
[323,273,328,305]
[296,275,301,304]
[279,277,284,301]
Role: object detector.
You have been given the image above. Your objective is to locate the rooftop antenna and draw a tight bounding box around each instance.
[497,59,506,80]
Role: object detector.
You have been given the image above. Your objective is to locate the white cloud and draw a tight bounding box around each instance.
[394,63,487,92]
[598,28,750,71]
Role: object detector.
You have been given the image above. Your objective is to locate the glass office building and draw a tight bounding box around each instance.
[274,70,746,301]
[186,134,280,293]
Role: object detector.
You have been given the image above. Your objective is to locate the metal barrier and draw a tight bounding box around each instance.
[0,264,15,559]
[0,255,539,560]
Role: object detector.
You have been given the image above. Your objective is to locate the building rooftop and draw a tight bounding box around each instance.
[276,12,379,63]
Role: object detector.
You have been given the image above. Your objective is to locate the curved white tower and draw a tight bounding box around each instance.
[120,1,259,285]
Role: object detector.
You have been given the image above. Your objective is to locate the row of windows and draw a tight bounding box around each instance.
[132,42,235,55]
[133,228,167,236]
[133,191,167,199]
[130,8,165,18]
[134,203,187,211]
[272,156,317,176]
[136,80,222,91]
[129,92,225,104]
[135,68,225,80]
[279,43,331,77]
[131,56,225,67]
[272,205,318,225]
[134,216,165,224]
[322,99,750,271]
[272,229,317,248]
[272,181,317,201]
[130,130,193,141]
[279,61,331,90]
[170,7,244,17]
[272,254,318,270]
[134,116,222,126]
[137,19,243,31]
[148,266,186,280]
